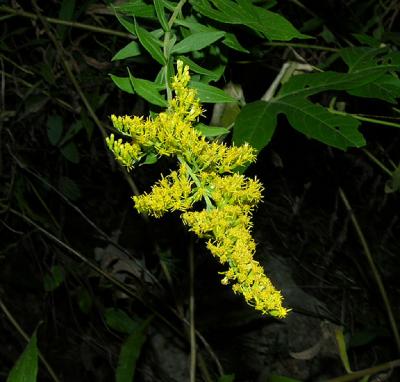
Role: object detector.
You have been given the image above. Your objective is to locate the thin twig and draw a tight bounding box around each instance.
[338,188,400,354]
[0,5,133,39]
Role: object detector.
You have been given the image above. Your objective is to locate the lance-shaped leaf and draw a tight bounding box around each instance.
[171,31,225,54]
[135,21,165,65]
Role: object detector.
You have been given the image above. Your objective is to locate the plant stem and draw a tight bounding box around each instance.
[189,239,197,382]
[0,298,61,382]
[329,108,400,129]
[362,148,393,176]
[263,41,339,52]
[325,358,400,382]
[0,5,133,39]
[338,188,400,354]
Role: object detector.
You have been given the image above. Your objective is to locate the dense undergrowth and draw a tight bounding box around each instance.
[0,0,400,381]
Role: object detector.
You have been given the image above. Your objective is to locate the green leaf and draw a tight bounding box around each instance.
[77,287,92,314]
[7,333,38,382]
[135,21,166,65]
[57,0,75,40]
[335,327,352,373]
[190,81,236,103]
[112,41,141,61]
[233,101,277,151]
[195,123,230,137]
[178,56,221,81]
[154,0,169,31]
[385,164,400,194]
[115,1,156,19]
[267,375,302,382]
[105,308,141,334]
[43,265,65,292]
[46,115,63,146]
[59,120,84,147]
[222,33,249,53]
[110,74,135,94]
[113,10,137,35]
[59,176,81,201]
[60,142,80,164]
[218,374,235,382]
[142,152,158,165]
[191,0,309,41]
[128,70,167,107]
[171,31,225,54]
[115,319,150,382]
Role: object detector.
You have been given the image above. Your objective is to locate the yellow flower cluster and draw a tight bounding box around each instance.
[106,60,288,318]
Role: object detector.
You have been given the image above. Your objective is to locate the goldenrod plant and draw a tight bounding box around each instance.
[106,61,288,318]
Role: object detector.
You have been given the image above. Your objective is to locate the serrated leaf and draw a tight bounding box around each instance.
[46,115,63,146]
[154,0,169,31]
[171,31,225,54]
[115,319,150,382]
[110,74,135,94]
[135,21,165,65]
[195,123,229,137]
[233,101,277,150]
[7,333,38,382]
[128,70,167,107]
[190,81,236,103]
[191,0,309,41]
[112,41,141,61]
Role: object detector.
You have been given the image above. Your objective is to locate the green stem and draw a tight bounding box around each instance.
[263,41,339,52]
[362,148,393,176]
[330,108,400,129]
[339,188,400,355]
[325,358,400,382]
[0,5,133,39]
[177,156,214,210]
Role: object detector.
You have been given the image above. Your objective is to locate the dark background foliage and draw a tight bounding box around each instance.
[0,0,399,381]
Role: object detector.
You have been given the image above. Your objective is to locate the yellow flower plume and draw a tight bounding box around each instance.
[106,60,288,318]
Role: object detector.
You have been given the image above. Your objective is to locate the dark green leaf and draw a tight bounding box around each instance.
[112,41,141,61]
[105,308,141,334]
[154,0,169,31]
[222,33,249,53]
[59,176,81,201]
[57,0,75,40]
[43,265,65,292]
[77,287,92,314]
[115,1,156,19]
[128,70,167,107]
[135,21,166,65]
[59,121,84,147]
[60,142,80,164]
[115,319,150,382]
[46,115,63,146]
[171,31,225,54]
[267,375,302,382]
[7,333,38,382]
[191,0,309,41]
[113,10,137,35]
[190,81,236,103]
[233,101,277,151]
[110,74,135,94]
[218,374,235,382]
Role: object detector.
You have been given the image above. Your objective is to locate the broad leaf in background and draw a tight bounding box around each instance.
[234,47,400,151]
[191,0,309,41]
[7,333,38,382]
